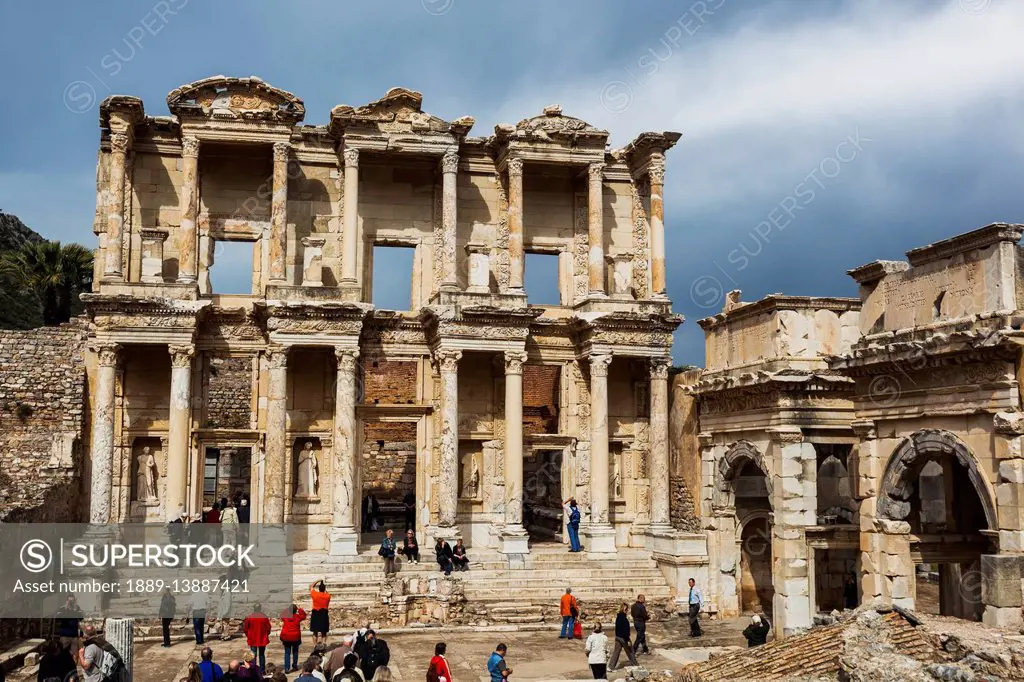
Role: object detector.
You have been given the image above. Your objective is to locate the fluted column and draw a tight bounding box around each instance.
[164,345,194,521]
[341,148,360,285]
[649,156,667,298]
[89,343,119,524]
[500,351,529,553]
[436,349,462,530]
[330,347,360,555]
[176,136,200,284]
[588,162,606,296]
[268,142,290,283]
[103,133,130,279]
[440,149,459,290]
[264,347,288,524]
[586,352,617,553]
[649,357,671,527]
[506,157,524,291]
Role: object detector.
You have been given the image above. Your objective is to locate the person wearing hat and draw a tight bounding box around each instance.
[563,498,582,552]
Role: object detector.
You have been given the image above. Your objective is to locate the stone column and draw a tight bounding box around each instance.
[506,157,525,291]
[176,136,200,284]
[587,162,606,296]
[268,142,290,283]
[139,228,168,284]
[649,357,671,528]
[500,351,529,554]
[330,347,360,555]
[89,344,119,524]
[649,156,667,298]
[104,617,134,681]
[103,132,130,279]
[440,149,459,290]
[341,148,360,286]
[164,345,194,522]
[435,349,462,534]
[585,352,616,553]
[264,346,288,524]
[768,426,816,637]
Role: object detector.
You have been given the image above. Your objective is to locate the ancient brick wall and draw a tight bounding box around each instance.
[362,358,418,404]
[362,421,417,501]
[205,354,253,428]
[523,364,560,435]
[0,320,88,522]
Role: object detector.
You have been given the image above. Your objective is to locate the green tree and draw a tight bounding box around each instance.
[0,241,94,325]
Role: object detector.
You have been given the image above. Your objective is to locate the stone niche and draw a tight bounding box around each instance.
[129,436,165,521]
[459,447,482,501]
[292,437,323,501]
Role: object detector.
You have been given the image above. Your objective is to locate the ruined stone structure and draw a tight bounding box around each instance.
[686,223,1024,637]
[78,75,690,575]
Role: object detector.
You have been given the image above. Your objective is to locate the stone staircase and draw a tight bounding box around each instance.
[290,543,677,627]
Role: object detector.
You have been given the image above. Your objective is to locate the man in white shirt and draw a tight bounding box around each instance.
[687,577,704,637]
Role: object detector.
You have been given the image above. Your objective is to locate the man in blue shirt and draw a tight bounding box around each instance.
[487,643,512,682]
[198,646,224,682]
[687,577,704,637]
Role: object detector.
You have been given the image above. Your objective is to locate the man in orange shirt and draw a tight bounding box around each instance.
[559,587,578,640]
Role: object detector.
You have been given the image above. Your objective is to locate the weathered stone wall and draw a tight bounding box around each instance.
[362,358,418,404]
[523,363,559,435]
[362,421,417,499]
[204,354,252,428]
[669,368,702,532]
[0,320,88,522]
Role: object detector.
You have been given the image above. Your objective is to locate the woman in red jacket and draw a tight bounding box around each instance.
[242,603,271,673]
[279,603,307,674]
[428,642,453,682]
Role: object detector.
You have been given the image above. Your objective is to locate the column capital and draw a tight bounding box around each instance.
[92,343,121,367]
[181,136,200,158]
[109,132,130,155]
[334,347,360,372]
[506,156,524,178]
[441,149,459,174]
[589,352,613,377]
[434,348,462,373]
[343,147,360,168]
[649,356,672,380]
[588,162,605,182]
[273,141,291,162]
[266,345,289,369]
[168,344,195,368]
[503,351,528,375]
[648,157,666,184]
[767,426,804,444]
[851,418,878,440]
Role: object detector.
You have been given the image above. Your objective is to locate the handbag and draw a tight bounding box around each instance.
[573,620,583,639]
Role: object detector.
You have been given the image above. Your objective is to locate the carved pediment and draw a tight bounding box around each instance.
[166,76,305,123]
[330,87,474,137]
[494,104,608,145]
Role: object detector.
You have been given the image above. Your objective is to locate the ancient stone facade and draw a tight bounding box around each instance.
[684,223,1024,637]
[0,321,88,522]
[79,76,685,565]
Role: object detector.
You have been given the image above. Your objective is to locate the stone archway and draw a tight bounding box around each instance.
[715,440,773,508]
[876,429,996,530]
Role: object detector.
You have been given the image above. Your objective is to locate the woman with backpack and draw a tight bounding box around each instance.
[427,642,452,682]
[279,603,307,674]
[564,498,582,552]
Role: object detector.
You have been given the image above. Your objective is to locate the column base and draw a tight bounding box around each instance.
[328,527,359,556]
[499,525,530,554]
[588,291,608,299]
[583,524,617,554]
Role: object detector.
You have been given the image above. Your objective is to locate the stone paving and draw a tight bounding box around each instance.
[51,616,750,682]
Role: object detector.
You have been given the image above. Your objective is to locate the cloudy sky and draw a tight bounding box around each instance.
[1,0,1023,365]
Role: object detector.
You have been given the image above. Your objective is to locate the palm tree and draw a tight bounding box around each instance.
[0,241,94,325]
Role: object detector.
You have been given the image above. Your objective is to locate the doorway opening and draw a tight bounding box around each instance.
[739,515,774,614]
[202,446,252,509]
[814,548,859,612]
[359,421,417,543]
[523,449,564,543]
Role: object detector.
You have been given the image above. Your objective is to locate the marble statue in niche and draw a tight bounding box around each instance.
[136,446,158,502]
[462,455,480,499]
[296,441,319,497]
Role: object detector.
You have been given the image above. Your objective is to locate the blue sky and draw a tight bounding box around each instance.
[1,0,1023,366]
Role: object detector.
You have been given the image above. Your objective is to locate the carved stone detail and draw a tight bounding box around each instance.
[181,136,200,158]
[273,141,291,162]
[343,147,359,167]
[168,345,195,368]
[441,149,459,174]
[504,351,527,375]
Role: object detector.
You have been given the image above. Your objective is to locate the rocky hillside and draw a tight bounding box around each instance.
[0,212,45,329]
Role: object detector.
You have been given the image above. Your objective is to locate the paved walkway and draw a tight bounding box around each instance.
[115,617,749,681]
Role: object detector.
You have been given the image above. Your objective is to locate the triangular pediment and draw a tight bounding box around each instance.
[166,75,305,123]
